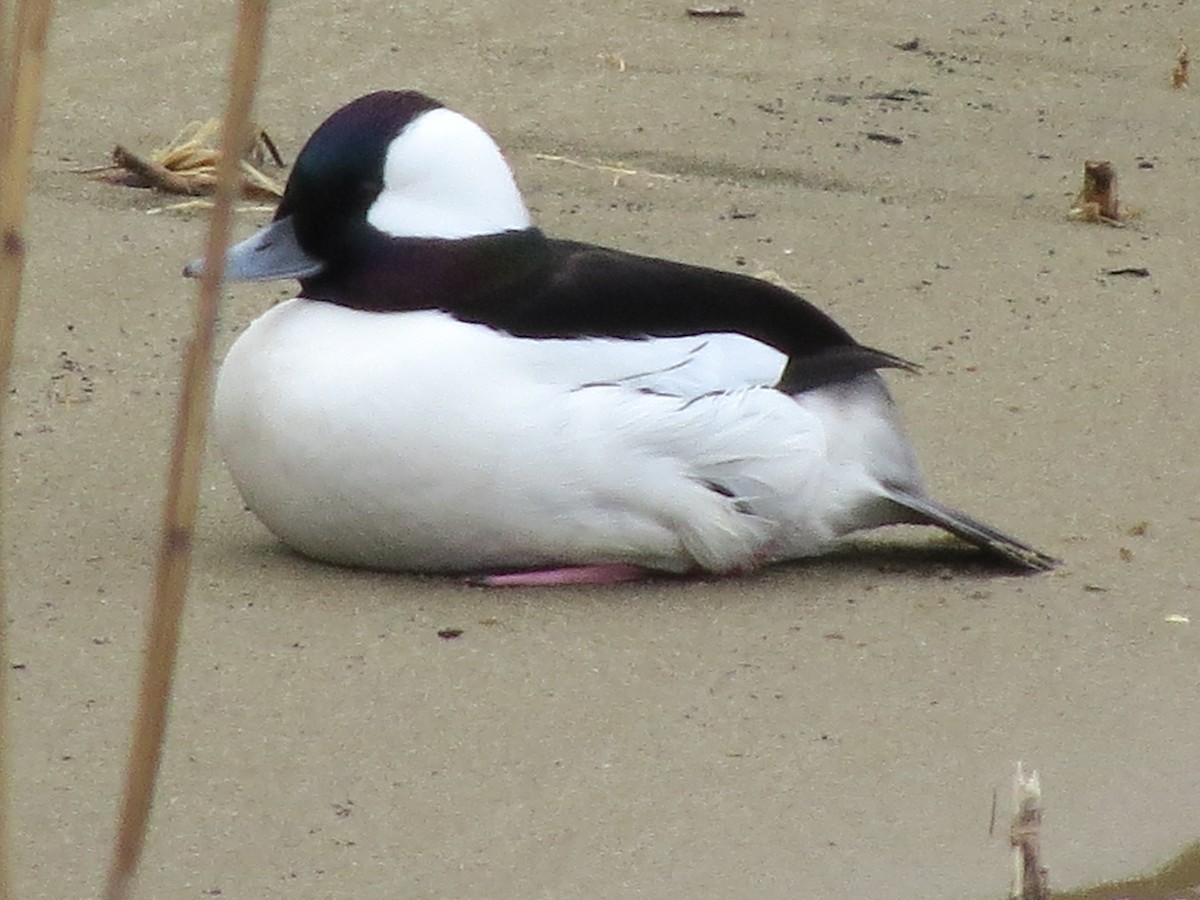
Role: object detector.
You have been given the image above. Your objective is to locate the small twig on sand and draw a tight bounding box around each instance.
[1173,38,1189,89]
[111,145,211,196]
[686,5,745,17]
[1068,159,1123,227]
[1010,762,1050,900]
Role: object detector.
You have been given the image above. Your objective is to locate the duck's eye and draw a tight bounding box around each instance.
[357,178,383,205]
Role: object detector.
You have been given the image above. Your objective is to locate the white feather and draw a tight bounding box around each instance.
[214,301,924,573]
[366,108,531,240]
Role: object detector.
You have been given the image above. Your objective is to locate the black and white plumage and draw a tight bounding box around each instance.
[187,90,1057,583]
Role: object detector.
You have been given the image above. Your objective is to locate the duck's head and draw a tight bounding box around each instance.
[184,90,532,286]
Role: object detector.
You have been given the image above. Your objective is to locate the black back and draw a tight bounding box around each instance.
[297,227,915,392]
[278,91,916,393]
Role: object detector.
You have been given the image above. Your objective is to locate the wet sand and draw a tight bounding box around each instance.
[7,0,1200,897]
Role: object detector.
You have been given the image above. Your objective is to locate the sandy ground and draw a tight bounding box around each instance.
[6,0,1200,897]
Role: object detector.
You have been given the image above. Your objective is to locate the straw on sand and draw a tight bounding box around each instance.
[98,119,285,201]
[0,3,56,899]
[103,2,271,898]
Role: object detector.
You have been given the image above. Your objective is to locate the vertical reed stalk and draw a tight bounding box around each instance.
[103,3,270,898]
[0,1,13,145]
[0,3,56,898]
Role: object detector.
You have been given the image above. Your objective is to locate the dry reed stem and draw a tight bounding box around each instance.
[0,2,12,148]
[102,3,271,898]
[0,4,55,899]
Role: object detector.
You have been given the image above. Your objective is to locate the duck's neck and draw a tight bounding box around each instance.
[299,227,551,314]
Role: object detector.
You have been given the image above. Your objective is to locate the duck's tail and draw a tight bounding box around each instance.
[881,484,1060,572]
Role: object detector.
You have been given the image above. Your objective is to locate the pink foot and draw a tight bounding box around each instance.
[471,563,651,587]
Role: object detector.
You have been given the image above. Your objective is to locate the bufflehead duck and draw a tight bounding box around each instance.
[186,90,1057,585]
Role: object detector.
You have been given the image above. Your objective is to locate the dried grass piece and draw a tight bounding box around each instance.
[597,52,627,72]
[1010,762,1049,900]
[90,119,284,201]
[753,269,799,293]
[533,152,675,187]
[1068,159,1123,226]
[146,199,277,216]
[1173,39,1190,89]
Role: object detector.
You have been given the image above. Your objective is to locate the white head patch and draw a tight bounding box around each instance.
[366,107,532,240]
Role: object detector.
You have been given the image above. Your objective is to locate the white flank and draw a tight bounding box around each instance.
[214,301,923,573]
